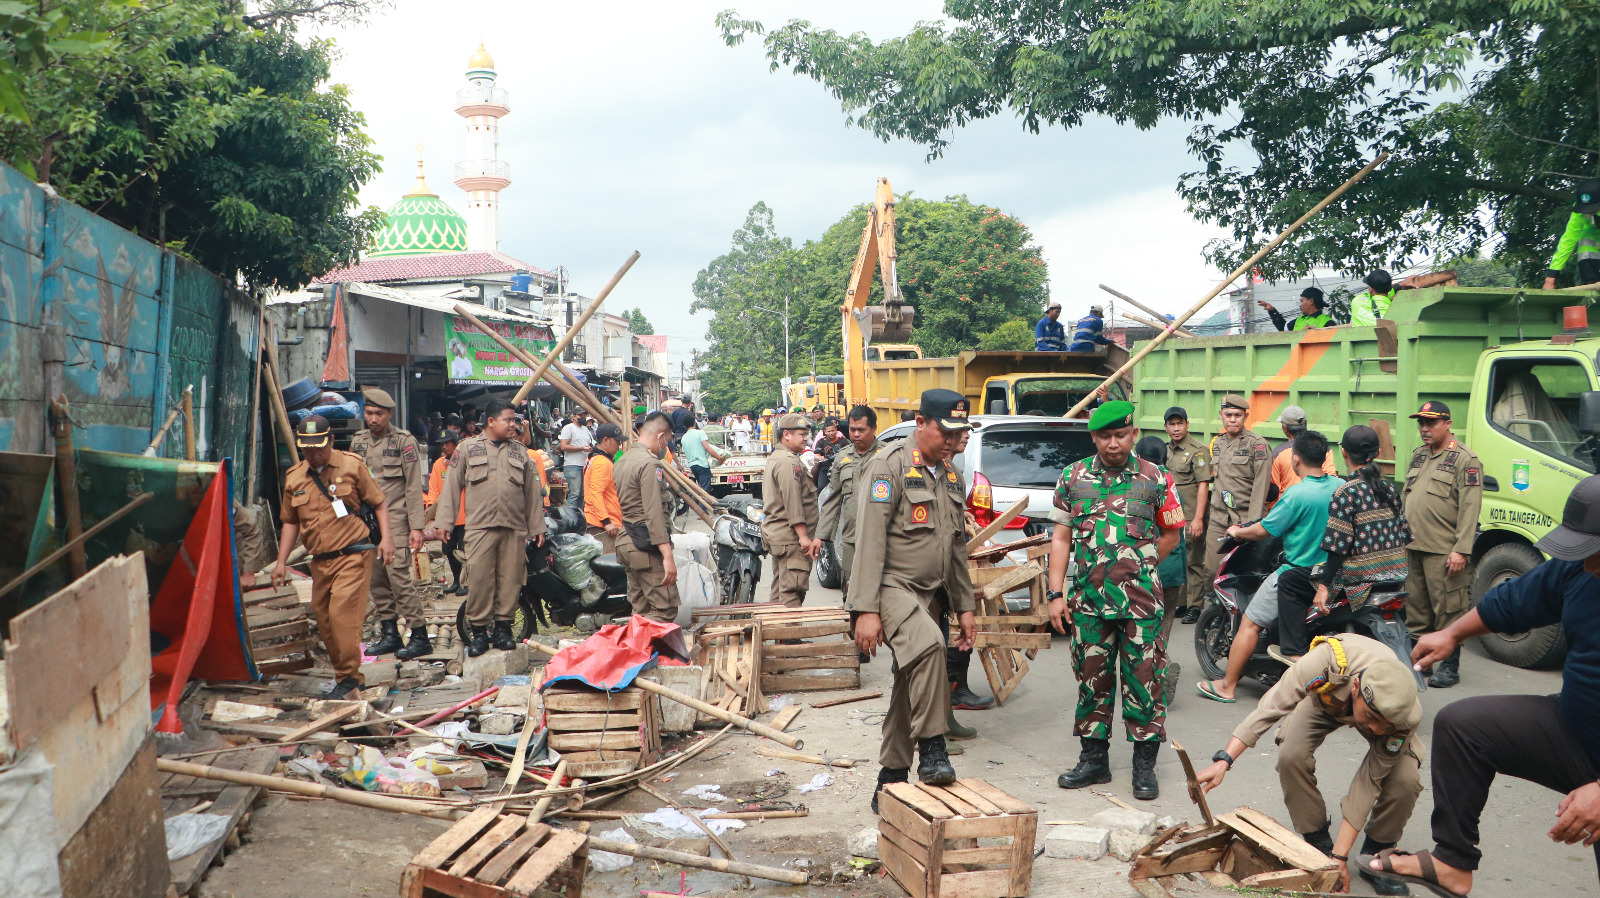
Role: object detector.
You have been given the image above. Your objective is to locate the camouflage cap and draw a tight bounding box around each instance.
[1356,659,1422,731]
[1087,400,1136,432]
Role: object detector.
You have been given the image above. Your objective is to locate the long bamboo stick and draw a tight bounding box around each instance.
[156,758,459,820]
[0,492,153,600]
[512,252,640,404]
[529,758,568,821]
[1065,152,1389,418]
[1123,309,1198,339]
[182,385,197,461]
[1098,284,1197,336]
[259,331,300,466]
[144,405,184,457]
[584,835,808,885]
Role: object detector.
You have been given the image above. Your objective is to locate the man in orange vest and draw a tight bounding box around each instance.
[584,423,626,553]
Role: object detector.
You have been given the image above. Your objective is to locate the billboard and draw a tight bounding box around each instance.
[444,313,555,385]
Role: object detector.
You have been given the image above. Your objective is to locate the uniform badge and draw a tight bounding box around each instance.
[909,448,922,466]
[402,445,418,463]
[911,503,929,523]
[905,467,923,479]
[871,479,891,502]
[1253,445,1267,460]
[654,468,664,481]
[947,470,957,482]
[1384,736,1405,754]
[1305,675,1328,692]
[1161,507,1183,528]
[1465,466,1480,486]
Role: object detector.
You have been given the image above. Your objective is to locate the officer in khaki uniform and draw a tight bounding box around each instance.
[349,388,431,660]
[273,415,392,699]
[849,389,977,812]
[817,405,880,595]
[1163,406,1213,619]
[432,399,546,657]
[1194,634,1423,896]
[1204,394,1271,583]
[614,412,680,623]
[1402,400,1483,689]
[763,413,821,608]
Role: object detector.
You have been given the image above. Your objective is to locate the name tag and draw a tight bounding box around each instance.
[331,499,348,518]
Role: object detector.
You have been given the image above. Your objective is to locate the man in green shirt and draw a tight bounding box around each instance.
[1259,286,1334,331]
[1350,270,1396,326]
[1542,178,1600,289]
[680,421,726,491]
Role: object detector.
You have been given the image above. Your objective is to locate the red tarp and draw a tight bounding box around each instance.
[149,460,255,732]
[321,285,351,384]
[539,615,690,692]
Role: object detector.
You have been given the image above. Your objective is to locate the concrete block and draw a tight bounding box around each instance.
[1089,807,1160,835]
[494,683,534,710]
[309,698,370,723]
[460,645,530,689]
[644,666,703,733]
[1108,828,1154,862]
[437,759,488,791]
[399,660,422,678]
[848,827,879,859]
[478,712,521,736]
[1154,815,1178,832]
[1044,825,1109,860]
[360,660,398,686]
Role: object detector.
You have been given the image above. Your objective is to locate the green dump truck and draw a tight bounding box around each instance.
[1131,286,1600,668]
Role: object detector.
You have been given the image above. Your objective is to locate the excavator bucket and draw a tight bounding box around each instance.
[856,304,916,344]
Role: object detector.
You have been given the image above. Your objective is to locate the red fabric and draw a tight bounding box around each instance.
[539,615,690,692]
[321,285,351,384]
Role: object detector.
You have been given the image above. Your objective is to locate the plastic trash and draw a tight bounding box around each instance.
[673,561,718,627]
[796,772,834,793]
[587,828,635,872]
[339,747,441,797]
[681,783,728,802]
[767,695,795,711]
[551,532,603,591]
[628,809,746,838]
[287,757,327,778]
[165,813,234,860]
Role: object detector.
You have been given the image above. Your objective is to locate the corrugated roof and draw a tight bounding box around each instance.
[313,250,554,284]
[271,282,554,327]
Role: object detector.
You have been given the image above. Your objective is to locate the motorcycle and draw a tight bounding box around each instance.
[713,495,767,606]
[1192,529,1422,689]
[455,506,632,639]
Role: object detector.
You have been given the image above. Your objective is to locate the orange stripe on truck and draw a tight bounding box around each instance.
[1245,327,1339,431]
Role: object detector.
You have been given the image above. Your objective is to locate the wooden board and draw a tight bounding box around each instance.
[164,745,279,894]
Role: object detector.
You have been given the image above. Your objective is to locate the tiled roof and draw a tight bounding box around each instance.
[315,250,553,284]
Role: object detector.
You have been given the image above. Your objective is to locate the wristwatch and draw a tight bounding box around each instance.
[1212,749,1235,769]
[1047,590,1064,601]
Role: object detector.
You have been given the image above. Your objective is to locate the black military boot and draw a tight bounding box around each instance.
[325,677,361,700]
[917,736,956,785]
[1131,740,1160,800]
[1358,836,1411,895]
[394,627,433,660]
[871,766,909,814]
[368,619,404,655]
[1302,820,1334,855]
[490,620,517,652]
[1058,737,1112,789]
[1182,605,1202,624]
[465,625,490,657]
[1427,646,1461,689]
[950,651,995,710]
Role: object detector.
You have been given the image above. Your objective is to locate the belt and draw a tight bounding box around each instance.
[311,542,375,561]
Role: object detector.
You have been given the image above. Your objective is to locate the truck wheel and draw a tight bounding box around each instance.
[1473,542,1567,669]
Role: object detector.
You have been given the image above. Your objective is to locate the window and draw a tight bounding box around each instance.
[977,426,1097,488]
[1487,357,1596,472]
[1011,377,1129,417]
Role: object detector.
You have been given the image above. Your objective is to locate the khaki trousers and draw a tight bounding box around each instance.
[618,542,679,623]
[877,587,949,769]
[369,542,424,629]
[310,551,373,683]
[462,527,524,626]
[1184,514,1210,607]
[587,525,617,556]
[1202,517,1232,596]
[768,543,812,608]
[1404,549,1473,639]
[1275,699,1423,841]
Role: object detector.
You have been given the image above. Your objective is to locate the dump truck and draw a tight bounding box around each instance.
[1130,285,1600,668]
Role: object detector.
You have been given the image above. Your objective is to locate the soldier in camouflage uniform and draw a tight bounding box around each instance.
[1048,400,1186,801]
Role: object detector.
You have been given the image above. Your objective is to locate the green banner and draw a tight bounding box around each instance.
[444,314,555,385]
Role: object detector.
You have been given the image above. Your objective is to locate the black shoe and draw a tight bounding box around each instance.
[465,625,490,657]
[1058,737,1112,789]
[445,583,462,596]
[951,683,995,711]
[917,736,956,785]
[1303,821,1334,854]
[395,627,433,660]
[1182,605,1201,624]
[1358,837,1411,895]
[1131,740,1160,800]
[368,619,404,655]
[1427,646,1461,689]
[490,620,517,652]
[325,677,361,700]
[871,767,909,814]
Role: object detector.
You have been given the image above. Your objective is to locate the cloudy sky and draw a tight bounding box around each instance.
[324,0,1234,358]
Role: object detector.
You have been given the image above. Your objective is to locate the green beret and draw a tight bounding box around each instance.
[1087,400,1136,432]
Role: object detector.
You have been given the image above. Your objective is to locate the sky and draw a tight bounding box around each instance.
[323,0,1236,361]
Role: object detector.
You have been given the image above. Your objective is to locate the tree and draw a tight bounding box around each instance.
[718,2,1600,283]
[977,319,1036,351]
[623,308,655,335]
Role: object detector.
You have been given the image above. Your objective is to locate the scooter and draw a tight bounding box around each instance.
[713,494,767,606]
[455,506,632,639]
[1192,529,1421,689]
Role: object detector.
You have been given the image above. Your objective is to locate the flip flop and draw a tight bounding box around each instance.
[1266,645,1298,666]
[1195,681,1236,703]
[1361,848,1469,898]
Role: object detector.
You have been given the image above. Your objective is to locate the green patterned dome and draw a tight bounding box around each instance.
[367,157,468,258]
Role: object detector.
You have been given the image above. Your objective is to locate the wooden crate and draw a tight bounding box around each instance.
[241,584,315,675]
[752,606,860,693]
[965,534,1053,707]
[877,779,1036,898]
[1129,806,1341,895]
[691,619,766,724]
[541,684,660,778]
[401,807,588,898]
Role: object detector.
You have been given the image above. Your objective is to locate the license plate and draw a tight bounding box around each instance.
[727,475,745,484]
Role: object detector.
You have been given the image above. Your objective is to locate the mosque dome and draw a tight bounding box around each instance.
[468,43,495,71]
[366,148,468,258]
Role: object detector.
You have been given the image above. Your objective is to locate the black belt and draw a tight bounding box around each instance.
[311,542,375,561]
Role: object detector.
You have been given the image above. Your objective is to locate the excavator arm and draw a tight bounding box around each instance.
[842,178,915,406]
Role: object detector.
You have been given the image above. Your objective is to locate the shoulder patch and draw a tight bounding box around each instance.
[1464,466,1480,486]
[871,478,891,503]
[909,448,922,466]
[1383,736,1405,754]
[1253,445,1268,460]
[402,444,418,463]
[654,468,664,481]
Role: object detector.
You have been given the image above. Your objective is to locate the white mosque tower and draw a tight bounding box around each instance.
[454,44,511,252]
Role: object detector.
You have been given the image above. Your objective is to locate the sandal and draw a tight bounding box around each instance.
[1195,681,1236,703]
[1361,848,1469,898]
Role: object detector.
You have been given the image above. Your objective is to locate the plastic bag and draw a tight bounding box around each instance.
[672,532,714,570]
[339,746,441,797]
[588,828,635,872]
[674,561,718,628]
[551,533,603,591]
[165,813,234,860]
[815,539,841,590]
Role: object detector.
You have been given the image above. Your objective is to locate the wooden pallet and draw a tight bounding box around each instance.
[402,808,588,898]
[1128,806,1341,897]
[751,606,860,693]
[541,684,660,778]
[162,745,279,897]
[692,618,766,724]
[241,584,315,675]
[877,778,1037,898]
[964,539,1052,706]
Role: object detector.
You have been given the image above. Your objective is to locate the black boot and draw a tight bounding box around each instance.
[1058,737,1112,789]
[950,652,994,710]
[325,676,361,700]
[1302,821,1334,855]
[490,620,517,651]
[1182,605,1201,624]
[1358,836,1411,895]
[465,625,490,657]
[1131,740,1160,800]
[368,619,404,655]
[871,766,909,814]
[1427,646,1461,689]
[394,627,432,660]
[917,736,956,785]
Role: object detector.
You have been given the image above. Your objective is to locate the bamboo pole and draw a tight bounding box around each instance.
[0,492,153,600]
[639,781,735,859]
[245,292,266,502]
[529,758,568,821]
[259,330,300,466]
[1098,284,1197,336]
[1123,310,1197,339]
[156,758,460,820]
[182,384,197,461]
[144,405,183,457]
[561,809,808,821]
[583,835,808,885]
[1065,152,1389,418]
[512,251,640,404]
[50,399,86,578]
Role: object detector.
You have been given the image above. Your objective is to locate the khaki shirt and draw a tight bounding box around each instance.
[1402,438,1483,555]
[349,426,425,538]
[615,444,673,547]
[280,450,386,556]
[433,435,546,539]
[763,447,819,548]
[847,442,975,617]
[1166,434,1213,516]
[818,439,879,545]
[1232,635,1423,829]
[1209,431,1270,526]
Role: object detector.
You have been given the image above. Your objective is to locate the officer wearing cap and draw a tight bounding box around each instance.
[1401,400,1482,688]
[851,389,977,811]
[763,412,821,608]
[1195,633,1424,895]
[272,415,393,700]
[1069,304,1112,352]
[349,387,431,660]
[1163,406,1213,623]
[614,411,680,623]
[1204,394,1271,588]
[1049,400,1185,801]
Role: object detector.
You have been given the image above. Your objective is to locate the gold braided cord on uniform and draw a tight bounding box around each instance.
[1308,635,1348,694]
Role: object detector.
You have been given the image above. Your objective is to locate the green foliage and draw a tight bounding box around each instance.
[692,196,1049,415]
[0,0,386,287]
[623,308,655,335]
[977,318,1036,351]
[1449,257,1520,287]
[718,2,1600,283]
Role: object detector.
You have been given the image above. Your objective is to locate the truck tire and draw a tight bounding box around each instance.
[1473,542,1567,669]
